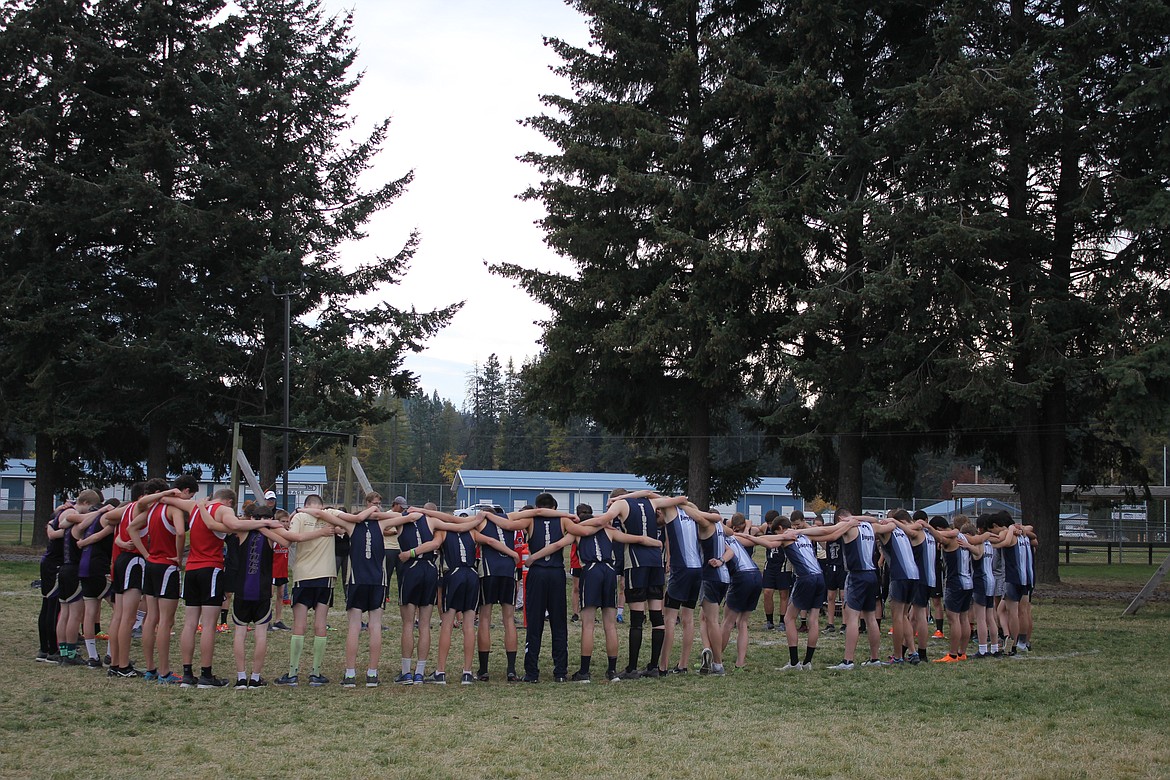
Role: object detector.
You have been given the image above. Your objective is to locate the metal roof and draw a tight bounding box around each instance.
[951,483,1170,501]
[454,469,795,496]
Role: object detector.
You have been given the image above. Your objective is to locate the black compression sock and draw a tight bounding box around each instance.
[220,609,228,625]
[627,610,645,670]
[766,612,774,624]
[201,666,212,678]
[183,664,193,676]
[935,618,944,632]
[789,646,799,666]
[506,651,517,674]
[804,647,816,664]
[607,656,617,674]
[477,651,489,674]
[580,656,591,674]
[648,610,665,669]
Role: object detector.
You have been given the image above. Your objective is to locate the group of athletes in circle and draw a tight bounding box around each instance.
[35,477,1038,688]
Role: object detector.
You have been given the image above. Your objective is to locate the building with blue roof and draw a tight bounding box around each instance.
[0,459,328,511]
[452,469,802,522]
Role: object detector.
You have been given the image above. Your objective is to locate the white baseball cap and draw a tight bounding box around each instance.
[264,490,277,500]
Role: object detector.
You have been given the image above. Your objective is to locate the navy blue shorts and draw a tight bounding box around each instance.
[844,570,879,612]
[944,586,973,614]
[442,567,479,613]
[700,579,729,605]
[400,560,439,607]
[624,566,665,603]
[479,575,516,607]
[762,568,793,591]
[1004,582,1033,602]
[580,562,618,609]
[822,564,846,591]
[291,577,334,608]
[345,583,386,613]
[888,578,917,605]
[981,594,995,609]
[790,574,827,612]
[726,570,762,615]
[183,567,225,608]
[665,567,702,610]
[911,581,934,608]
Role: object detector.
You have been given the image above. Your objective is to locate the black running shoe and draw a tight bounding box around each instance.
[197,674,229,689]
[180,673,199,688]
[248,677,268,688]
[85,658,103,670]
[234,678,250,689]
[570,670,591,683]
[641,667,660,679]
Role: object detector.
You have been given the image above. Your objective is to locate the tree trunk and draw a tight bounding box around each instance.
[687,405,711,510]
[31,433,58,547]
[146,421,169,479]
[837,431,864,515]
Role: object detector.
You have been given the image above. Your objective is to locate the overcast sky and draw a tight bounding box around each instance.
[318,0,590,406]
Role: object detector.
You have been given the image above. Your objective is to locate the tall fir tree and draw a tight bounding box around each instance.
[496,0,803,508]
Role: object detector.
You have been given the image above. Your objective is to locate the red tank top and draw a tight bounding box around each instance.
[186,502,227,571]
[273,543,289,579]
[145,502,179,565]
[111,501,140,576]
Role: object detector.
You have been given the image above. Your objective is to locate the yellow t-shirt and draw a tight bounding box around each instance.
[289,510,335,584]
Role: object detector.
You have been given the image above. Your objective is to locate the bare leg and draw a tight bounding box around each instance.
[233,624,247,676]
[477,603,493,652]
[400,604,417,660]
[180,605,200,667]
[601,607,618,658]
[198,604,220,671]
[253,623,269,675]
[864,610,881,660]
[461,609,476,672]
[367,609,383,671]
[735,612,749,666]
[157,598,178,676]
[345,609,362,669]
[678,608,695,669]
[417,605,435,662]
[502,603,518,652]
[438,609,456,674]
[660,606,678,672]
[580,606,596,658]
[842,605,860,662]
[142,596,159,670]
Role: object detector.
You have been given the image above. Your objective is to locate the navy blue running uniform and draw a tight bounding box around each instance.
[524,515,568,680]
[346,519,387,613]
[399,516,439,607]
[441,530,479,613]
[842,522,879,612]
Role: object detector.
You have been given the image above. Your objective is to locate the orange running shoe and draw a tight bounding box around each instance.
[216,623,229,634]
[932,654,959,663]
[956,653,968,661]
[932,629,944,639]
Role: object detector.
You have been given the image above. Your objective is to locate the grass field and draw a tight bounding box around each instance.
[1,561,1169,780]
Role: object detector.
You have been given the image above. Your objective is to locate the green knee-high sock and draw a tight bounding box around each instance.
[289,634,305,676]
[312,636,327,676]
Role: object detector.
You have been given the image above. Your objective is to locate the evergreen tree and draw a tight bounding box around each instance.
[497,0,802,508]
